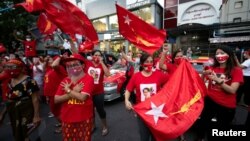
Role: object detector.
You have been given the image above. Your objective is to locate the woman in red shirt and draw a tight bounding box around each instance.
[125,53,168,141]
[84,50,110,136]
[159,49,184,76]
[55,54,94,141]
[196,46,243,140]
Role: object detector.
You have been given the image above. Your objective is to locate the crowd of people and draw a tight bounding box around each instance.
[0,39,250,141]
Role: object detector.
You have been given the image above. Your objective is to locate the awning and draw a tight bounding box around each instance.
[209,36,250,43]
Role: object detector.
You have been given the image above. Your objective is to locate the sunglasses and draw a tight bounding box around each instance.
[3,65,21,70]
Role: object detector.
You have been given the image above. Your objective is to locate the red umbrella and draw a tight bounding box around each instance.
[0,43,6,53]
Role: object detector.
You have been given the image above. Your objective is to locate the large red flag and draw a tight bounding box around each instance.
[116,4,166,55]
[42,0,86,37]
[15,0,44,12]
[78,40,94,53]
[134,60,206,141]
[66,2,99,44]
[37,13,57,34]
[42,0,98,43]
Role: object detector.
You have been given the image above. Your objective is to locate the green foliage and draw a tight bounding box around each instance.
[0,0,37,52]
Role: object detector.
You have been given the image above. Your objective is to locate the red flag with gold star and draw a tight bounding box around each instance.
[15,0,44,12]
[116,4,166,55]
[134,60,206,141]
[37,13,57,34]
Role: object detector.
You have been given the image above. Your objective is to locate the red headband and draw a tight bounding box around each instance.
[5,59,25,67]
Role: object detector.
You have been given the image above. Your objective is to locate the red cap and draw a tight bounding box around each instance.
[5,59,25,67]
[63,53,85,63]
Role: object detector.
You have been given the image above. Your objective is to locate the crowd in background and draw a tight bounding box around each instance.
[0,36,250,141]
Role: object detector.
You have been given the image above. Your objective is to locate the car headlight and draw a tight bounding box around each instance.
[104,82,117,87]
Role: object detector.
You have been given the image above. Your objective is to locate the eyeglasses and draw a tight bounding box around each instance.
[65,62,81,68]
[3,65,21,70]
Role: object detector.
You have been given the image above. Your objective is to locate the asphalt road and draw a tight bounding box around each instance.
[0,99,249,141]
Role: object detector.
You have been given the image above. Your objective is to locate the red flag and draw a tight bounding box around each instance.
[134,61,206,141]
[42,0,98,43]
[42,0,86,37]
[15,0,44,12]
[0,43,6,53]
[78,40,94,53]
[67,3,99,44]
[37,13,57,34]
[116,4,166,55]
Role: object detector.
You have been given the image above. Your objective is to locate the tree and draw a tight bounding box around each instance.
[0,0,37,53]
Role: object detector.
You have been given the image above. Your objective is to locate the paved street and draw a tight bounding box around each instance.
[0,99,249,141]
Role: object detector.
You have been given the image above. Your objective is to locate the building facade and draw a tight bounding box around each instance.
[164,0,250,57]
[85,0,164,55]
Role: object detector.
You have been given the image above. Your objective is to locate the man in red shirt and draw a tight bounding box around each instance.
[13,32,37,58]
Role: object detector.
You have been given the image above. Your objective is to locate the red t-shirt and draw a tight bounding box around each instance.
[165,63,178,76]
[23,40,36,57]
[0,71,10,101]
[44,66,67,96]
[55,74,94,123]
[126,70,168,104]
[85,60,104,95]
[207,67,243,108]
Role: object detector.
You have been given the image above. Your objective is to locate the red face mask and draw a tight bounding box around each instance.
[215,54,229,63]
[143,63,153,72]
[66,66,83,77]
[174,58,182,65]
[92,56,100,63]
[8,69,22,78]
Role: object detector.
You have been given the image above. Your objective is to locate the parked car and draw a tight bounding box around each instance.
[103,61,139,102]
[189,56,214,74]
[103,62,127,101]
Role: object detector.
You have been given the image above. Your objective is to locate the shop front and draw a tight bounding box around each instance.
[87,0,164,57]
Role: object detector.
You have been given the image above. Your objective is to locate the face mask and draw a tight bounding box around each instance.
[174,58,182,65]
[215,54,229,63]
[66,66,83,77]
[143,63,153,72]
[26,38,31,41]
[8,69,21,78]
[92,56,100,63]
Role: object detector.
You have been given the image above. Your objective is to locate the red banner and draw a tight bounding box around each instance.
[116,4,166,55]
[134,60,206,141]
[37,12,57,34]
[15,0,44,12]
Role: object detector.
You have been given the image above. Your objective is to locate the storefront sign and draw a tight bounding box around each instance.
[126,0,151,9]
[178,0,222,25]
